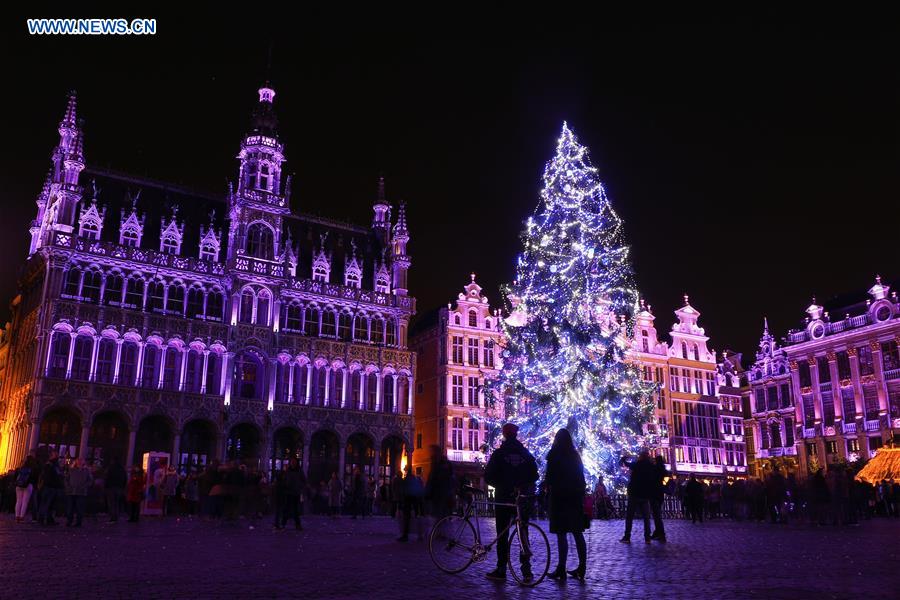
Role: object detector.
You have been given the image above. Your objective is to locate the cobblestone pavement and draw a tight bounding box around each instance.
[1,513,898,599]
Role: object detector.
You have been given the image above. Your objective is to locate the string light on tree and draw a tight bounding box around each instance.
[485,122,656,491]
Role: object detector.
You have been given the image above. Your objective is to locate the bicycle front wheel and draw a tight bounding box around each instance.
[429,515,477,574]
[507,521,551,586]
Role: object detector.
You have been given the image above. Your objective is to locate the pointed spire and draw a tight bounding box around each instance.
[62,90,78,127]
[377,175,386,205]
[763,316,769,335]
[394,202,408,234]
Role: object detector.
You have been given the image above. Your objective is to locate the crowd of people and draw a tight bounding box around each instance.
[2,437,898,587]
[0,451,420,527]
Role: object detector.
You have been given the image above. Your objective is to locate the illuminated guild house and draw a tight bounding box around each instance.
[0,88,417,490]
[746,319,798,477]
[629,296,747,479]
[410,275,503,483]
[769,277,900,475]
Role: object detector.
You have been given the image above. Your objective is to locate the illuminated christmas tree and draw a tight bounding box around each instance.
[488,123,655,490]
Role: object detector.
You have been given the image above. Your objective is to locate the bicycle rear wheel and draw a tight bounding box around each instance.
[429,515,477,574]
[507,521,551,586]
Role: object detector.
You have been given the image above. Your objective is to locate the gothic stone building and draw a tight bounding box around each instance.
[0,86,417,489]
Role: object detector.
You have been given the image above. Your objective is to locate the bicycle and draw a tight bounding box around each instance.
[428,486,551,586]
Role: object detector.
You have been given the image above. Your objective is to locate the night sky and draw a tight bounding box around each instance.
[1,10,897,361]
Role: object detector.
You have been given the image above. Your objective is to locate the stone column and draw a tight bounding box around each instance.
[287,362,295,404]
[172,434,181,467]
[88,335,100,381]
[808,358,823,425]
[125,429,137,468]
[341,368,349,408]
[179,347,189,391]
[113,339,124,385]
[338,438,347,481]
[135,341,146,387]
[222,352,235,405]
[78,425,90,462]
[324,366,332,407]
[392,374,399,414]
[65,332,76,378]
[408,377,414,416]
[305,364,313,404]
[267,359,277,410]
[157,346,167,390]
[359,371,367,410]
[200,350,210,394]
[302,435,311,477]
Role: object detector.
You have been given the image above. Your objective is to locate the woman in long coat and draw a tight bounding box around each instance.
[544,428,587,581]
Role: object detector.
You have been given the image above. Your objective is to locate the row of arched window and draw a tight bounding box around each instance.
[46,331,224,393]
[61,267,225,321]
[454,309,495,330]
[280,302,398,345]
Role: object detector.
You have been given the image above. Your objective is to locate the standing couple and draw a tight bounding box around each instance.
[484,424,588,583]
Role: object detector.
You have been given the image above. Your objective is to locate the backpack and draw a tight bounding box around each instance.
[15,467,31,488]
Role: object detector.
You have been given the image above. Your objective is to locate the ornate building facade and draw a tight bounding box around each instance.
[747,277,900,476]
[410,275,503,483]
[628,296,747,479]
[0,87,417,489]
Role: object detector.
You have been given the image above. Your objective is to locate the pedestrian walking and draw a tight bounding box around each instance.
[396,465,425,542]
[328,472,343,517]
[281,458,306,530]
[38,450,65,526]
[620,451,655,543]
[483,423,539,582]
[14,455,39,523]
[350,467,366,519]
[650,455,668,542]
[685,474,705,524]
[126,467,145,523]
[104,458,127,523]
[65,458,92,527]
[544,428,587,582]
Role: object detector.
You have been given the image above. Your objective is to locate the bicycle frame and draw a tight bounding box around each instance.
[457,493,530,554]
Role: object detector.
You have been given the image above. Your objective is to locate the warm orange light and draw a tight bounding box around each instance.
[400,445,408,473]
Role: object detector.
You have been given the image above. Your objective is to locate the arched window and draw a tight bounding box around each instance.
[63,269,81,297]
[338,312,352,340]
[96,338,117,384]
[119,341,138,385]
[311,365,327,406]
[331,368,345,406]
[366,372,378,410]
[284,303,302,332]
[48,332,71,378]
[147,280,165,312]
[371,317,384,345]
[80,220,100,240]
[239,289,255,324]
[385,319,396,346]
[122,229,139,248]
[82,270,102,303]
[642,331,649,353]
[383,374,395,412]
[162,346,182,390]
[71,335,93,381]
[294,363,309,403]
[161,236,179,255]
[304,306,319,336]
[259,164,271,190]
[104,273,124,305]
[353,314,368,342]
[206,289,224,321]
[200,243,217,262]
[187,287,205,319]
[692,344,700,361]
[185,348,204,393]
[681,342,688,360]
[142,344,161,388]
[321,310,336,337]
[454,314,461,325]
[468,310,477,327]
[485,318,491,330]
[206,352,222,395]
[246,223,274,260]
[235,353,264,399]
[256,290,271,326]
[351,369,362,407]
[274,361,290,403]
[166,284,185,315]
[125,277,144,308]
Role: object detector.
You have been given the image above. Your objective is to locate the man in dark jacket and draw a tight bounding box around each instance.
[650,455,668,542]
[105,458,128,523]
[620,451,655,543]
[281,458,306,530]
[38,451,65,526]
[484,423,538,582]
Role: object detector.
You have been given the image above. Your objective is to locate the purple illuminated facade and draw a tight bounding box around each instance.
[0,88,417,488]
[747,277,900,477]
